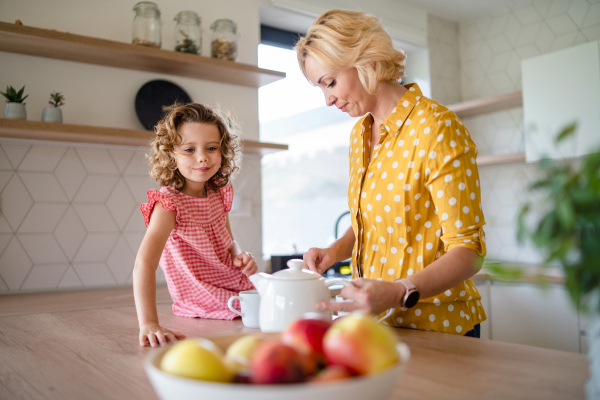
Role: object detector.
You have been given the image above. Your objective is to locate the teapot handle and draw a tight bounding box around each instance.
[325,278,395,324]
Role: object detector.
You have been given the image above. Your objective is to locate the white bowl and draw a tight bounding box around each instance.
[144,335,410,400]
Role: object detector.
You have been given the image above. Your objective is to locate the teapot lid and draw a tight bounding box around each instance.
[271,259,321,280]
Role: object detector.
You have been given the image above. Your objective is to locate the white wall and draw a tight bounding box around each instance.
[0,0,265,292]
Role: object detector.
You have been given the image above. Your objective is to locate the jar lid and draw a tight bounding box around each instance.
[210,18,237,31]
[174,10,200,23]
[270,259,321,280]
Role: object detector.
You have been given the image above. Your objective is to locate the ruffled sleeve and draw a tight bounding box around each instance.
[140,189,179,227]
[219,184,234,213]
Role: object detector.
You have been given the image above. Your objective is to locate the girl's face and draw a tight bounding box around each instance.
[173,122,222,196]
[304,55,374,118]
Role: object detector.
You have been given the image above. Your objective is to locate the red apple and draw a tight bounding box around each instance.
[250,341,308,384]
[323,312,400,375]
[309,364,353,383]
[281,316,332,373]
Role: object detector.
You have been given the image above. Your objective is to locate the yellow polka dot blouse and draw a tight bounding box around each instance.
[347,83,487,335]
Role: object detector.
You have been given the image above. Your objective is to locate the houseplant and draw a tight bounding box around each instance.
[42,91,65,123]
[516,123,600,399]
[1,85,28,119]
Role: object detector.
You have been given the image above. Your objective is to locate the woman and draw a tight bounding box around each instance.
[296,9,487,337]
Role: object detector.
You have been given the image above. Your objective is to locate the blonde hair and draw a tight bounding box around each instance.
[295,9,406,95]
[147,103,241,192]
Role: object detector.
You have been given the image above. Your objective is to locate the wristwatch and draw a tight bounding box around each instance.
[395,278,420,309]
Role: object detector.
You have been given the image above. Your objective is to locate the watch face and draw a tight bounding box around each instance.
[405,291,420,308]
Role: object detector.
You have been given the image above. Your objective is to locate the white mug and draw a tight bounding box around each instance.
[227,290,260,328]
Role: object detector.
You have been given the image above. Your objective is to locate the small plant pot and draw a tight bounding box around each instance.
[4,102,27,119]
[41,107,63,123]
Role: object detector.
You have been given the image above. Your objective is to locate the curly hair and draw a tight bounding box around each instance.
[147,103,242,193]
[295,9,406,95]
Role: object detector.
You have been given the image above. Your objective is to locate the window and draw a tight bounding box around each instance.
[258,29,355,259]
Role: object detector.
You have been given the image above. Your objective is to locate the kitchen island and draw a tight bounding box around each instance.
[0,286,588,400]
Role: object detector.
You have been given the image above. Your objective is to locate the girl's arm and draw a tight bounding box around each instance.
[133,202,185,347]
[226,213,257,276]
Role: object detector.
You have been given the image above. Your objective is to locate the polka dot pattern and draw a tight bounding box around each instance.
[347,83,487,336]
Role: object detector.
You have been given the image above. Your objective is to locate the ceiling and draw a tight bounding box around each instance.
[260,0,527,34]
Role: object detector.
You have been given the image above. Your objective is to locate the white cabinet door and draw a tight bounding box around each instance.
[522,40,600,162]
[490,282,580,352]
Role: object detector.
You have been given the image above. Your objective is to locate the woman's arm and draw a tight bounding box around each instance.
[304,226,355,274]
[317,247,482,315]
[133,202,185,347]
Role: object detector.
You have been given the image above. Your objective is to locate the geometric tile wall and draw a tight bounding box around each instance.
[430,0,600,264]
[0,138,264,293]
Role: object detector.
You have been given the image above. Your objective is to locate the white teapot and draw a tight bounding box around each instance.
[249,259,350,332]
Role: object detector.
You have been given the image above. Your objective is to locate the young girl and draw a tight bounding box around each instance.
[133,103,257,348]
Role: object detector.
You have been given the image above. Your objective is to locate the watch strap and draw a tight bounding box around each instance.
[395,278,419,309]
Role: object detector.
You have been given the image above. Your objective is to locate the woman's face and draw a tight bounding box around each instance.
[304,55,374,118]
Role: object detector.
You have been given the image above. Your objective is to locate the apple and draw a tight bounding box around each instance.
[224,334,266,375]
[309,364,353,383]
[281,315,332,373]
[250,341,308,384]
[323,312,400,375]
[160,338,232,382]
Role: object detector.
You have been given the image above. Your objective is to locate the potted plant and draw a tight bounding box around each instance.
[42,91,65,123]
[516,123,600,399]
[1,85,28,120]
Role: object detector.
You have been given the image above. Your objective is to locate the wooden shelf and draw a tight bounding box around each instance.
[0,119,288,156]
[0,21,285,88]
[448,91,523,118]
[478,152,526,167]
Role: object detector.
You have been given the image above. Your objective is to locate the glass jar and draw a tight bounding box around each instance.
[132,1,162,48]
[210,19,238,61]
[174,11,201,55]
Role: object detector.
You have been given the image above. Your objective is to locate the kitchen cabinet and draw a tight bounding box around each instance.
[0,21,287,153]
[447,91,525,167]
[489,282,581,353]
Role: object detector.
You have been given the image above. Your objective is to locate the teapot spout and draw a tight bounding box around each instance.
[249,272,269,294]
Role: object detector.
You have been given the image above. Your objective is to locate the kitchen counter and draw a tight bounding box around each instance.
[0,286,587,400]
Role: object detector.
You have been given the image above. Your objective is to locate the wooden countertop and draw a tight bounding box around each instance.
[0,286,587,400]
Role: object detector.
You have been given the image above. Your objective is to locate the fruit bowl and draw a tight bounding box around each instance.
[144,333,410,400]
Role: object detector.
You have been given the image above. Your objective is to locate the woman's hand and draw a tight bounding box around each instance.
[233,251,258,276]
[303,247,337,274]
[139,322,186,347]
[315,278,405,316]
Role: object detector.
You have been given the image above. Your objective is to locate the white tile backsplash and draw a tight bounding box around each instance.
[74,232,118,263]
[75,148,120,174]
[54,148,87,200]
[106,179,137,230]
[73,204,118,232]
[18,203,67,233]
[21,263,69,291]
[17,145,66,172]
[0,237,32,289]
[54,206,86,260]
[0,142,30,169]
[2,174,33,231]
[72,262,116,287]
[73,175,119,203]
[58,266,83,289]
[18,233,68,264]
[106,237,135,284]
[20,172,68,202]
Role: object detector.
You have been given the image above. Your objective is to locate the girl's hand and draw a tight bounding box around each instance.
[139,323,186,347]
[233,251,258,276]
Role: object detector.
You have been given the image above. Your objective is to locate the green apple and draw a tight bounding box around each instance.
[323,312,400,375]
[160,338,232,382]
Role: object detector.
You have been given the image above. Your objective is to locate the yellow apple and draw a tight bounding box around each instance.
[323,312,400,375]
[224,334,266,374]
[160,338,232,382]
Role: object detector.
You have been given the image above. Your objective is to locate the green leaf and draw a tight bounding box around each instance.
[555,122,578,143]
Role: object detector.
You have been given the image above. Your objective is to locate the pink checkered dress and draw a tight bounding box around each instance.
[141,184,254,320]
